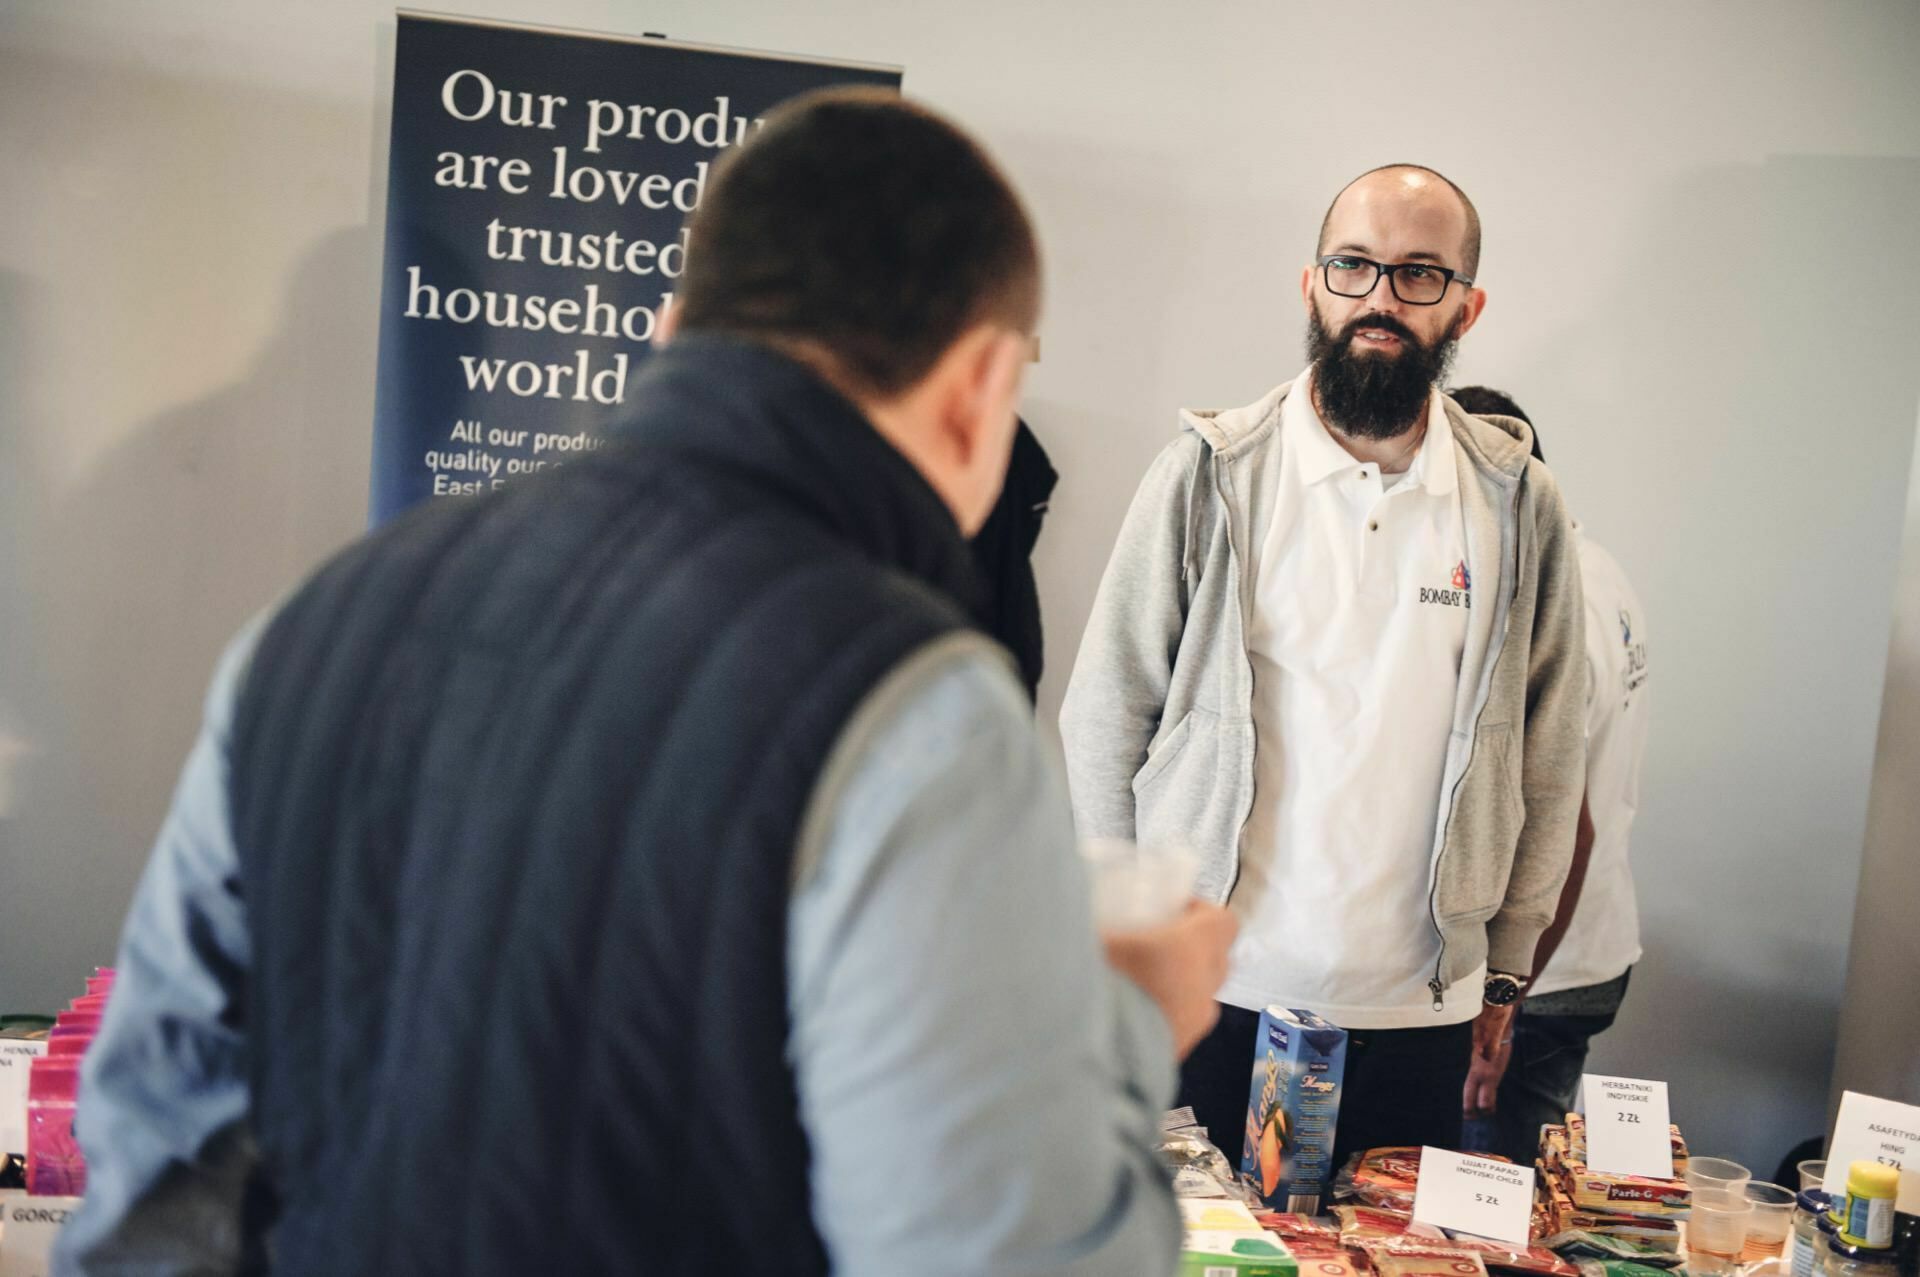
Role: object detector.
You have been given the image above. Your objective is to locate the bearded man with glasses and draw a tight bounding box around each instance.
[1063,164,1588,1180]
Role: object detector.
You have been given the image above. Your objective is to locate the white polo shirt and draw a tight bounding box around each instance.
[1528,528,1648,997]
[1218,367,1486,1028]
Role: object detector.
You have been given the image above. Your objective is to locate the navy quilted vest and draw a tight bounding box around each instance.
[229,337,980,1275]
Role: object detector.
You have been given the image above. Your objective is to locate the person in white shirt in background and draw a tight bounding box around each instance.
[1449,385,1650,1165]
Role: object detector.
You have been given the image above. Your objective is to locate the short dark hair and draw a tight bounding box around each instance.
[676,88,1040,399]
[1317,164,1481,280]
[1448,384,1543,461]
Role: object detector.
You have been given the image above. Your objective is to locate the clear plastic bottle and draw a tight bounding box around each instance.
[1822,1234,1901,1277]
[1796,1191,1836,1277]
[1892,1212,1917,1277]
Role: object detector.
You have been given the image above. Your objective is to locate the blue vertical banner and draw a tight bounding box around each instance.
[369,13,901,522]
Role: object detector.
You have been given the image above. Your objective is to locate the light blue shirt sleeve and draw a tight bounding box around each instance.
[788,634,1181,1276]
[56,617,267,1275]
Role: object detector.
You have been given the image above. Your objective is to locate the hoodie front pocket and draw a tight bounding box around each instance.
[1488,721,1525,830]
[1131,712,1194,796]
[1441,720,1525,922]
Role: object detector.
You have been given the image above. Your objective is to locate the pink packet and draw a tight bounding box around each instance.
[25,1057,85,1197]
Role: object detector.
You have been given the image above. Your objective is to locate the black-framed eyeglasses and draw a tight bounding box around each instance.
[1316,255,1474,306]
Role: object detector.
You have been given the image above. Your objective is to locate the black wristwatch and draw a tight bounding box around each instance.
[1483,971,1526,1007]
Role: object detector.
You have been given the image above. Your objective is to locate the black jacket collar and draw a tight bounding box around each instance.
[610,335,985,618]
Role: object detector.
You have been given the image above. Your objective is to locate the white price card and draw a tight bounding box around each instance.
[0,1194,81,1277]
[0,1042,47,1159]
[1583,1074,1674,1179]
[1824,1091,1920,1213]
[1413,1146,1535,1245]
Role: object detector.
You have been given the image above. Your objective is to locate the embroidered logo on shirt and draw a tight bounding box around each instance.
[1420,559,1472,608]
[1621,607,1648,703]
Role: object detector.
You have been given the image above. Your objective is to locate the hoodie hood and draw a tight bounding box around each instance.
[1176,372,1540,485]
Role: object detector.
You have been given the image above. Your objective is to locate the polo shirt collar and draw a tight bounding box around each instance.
[1408,391,1458,496]
[1286,364,1456,496]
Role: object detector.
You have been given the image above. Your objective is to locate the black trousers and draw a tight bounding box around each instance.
[1177,1003,1475,1175]
[1462,1004,1621,1165]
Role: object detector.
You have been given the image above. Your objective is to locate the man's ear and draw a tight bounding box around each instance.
[938,324,1025,464]
[1454,287,1489,340]
[656,298,681,346]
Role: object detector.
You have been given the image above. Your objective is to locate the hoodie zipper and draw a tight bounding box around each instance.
[1427,472,1526,1011]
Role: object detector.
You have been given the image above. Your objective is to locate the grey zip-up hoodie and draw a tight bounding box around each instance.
[1060,377,1586,1001]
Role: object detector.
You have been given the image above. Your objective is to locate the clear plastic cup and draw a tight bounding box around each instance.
[1741,1182,1797,1260]
[1689,1197,1754,1262]
[1080,838,1199,932]
[1683,1256,1737,1277]
[1797,1159,1828,1193]
[1686,1156,1753,1207]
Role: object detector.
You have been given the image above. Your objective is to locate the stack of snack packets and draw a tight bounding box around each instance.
[1537,1117,1689,1261]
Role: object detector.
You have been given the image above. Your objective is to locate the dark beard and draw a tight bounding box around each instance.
[1306,305,1462,441]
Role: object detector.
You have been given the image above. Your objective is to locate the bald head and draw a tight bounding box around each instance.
[1317,164,1481,280]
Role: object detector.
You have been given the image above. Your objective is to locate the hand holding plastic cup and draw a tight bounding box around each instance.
[1081,838,1201,932]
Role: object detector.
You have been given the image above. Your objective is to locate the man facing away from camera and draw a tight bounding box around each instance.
[57,90,1234,1276]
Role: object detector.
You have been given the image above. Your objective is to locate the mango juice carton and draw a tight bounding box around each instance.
[1241,1006,1347,1213]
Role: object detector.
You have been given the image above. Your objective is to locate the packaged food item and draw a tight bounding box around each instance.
[1371,1250,1488,1277]
[1333,1148,1428,1213]
[1564,1114,1688,1176]
[1161,1124,1245,1200]
[1559,1170,1690,1218]
[24,1056,83,1196]
[1296,1255,1366,1277]
[1836,1161,1900,1250]
[1571,1261,1676,1277]
[1547,1114,1690,1220]
[1257,1213,1345,1244]
[1182,1230,1300,1276]
[1183,1197,1270,1233]
[1243,1007,1349,1214]
[1333,1204,1433,1240]
[1365,1234,1578,1277]
[1542,1231,1684,1269]
[1455,1241,1580,1277]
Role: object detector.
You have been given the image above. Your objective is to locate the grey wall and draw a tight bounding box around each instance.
[3,0,1918,1177]
[1832,399,1920,1114]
